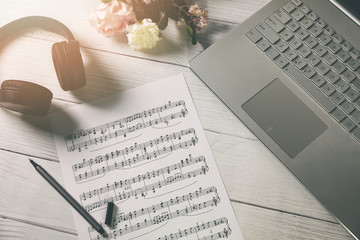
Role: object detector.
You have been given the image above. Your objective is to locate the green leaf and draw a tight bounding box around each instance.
[158,13,169,30]
[186,24,197,45]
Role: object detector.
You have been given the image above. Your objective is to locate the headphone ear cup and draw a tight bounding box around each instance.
[0,80,53,115]
[52,40,86,91]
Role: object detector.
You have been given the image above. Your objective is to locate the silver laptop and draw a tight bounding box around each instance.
[189,0,360,238]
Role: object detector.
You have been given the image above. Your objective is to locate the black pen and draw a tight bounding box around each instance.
[29,159,105,236]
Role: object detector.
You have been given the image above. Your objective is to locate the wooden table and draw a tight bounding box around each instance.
[0,0,355,239]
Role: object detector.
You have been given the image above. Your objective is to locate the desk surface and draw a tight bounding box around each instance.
[0,0,355,239]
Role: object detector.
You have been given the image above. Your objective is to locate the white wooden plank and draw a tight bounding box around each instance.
[234,203,353,240]
[205,131,337,223]
[0,36,255,160]
[0,218,77,240]
[0,128,339,227]
[198,0,272,23]
[0,0,241,66]
[0,152,76,233]
[0,150,352,239]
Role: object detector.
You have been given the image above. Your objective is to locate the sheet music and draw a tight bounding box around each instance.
[50,74,244,240]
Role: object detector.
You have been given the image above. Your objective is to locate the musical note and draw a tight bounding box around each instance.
[87,186,221,240]
[64,100,188,152]
[51,75,244,240]
[80,155,209,212]
[72,128,199,182]
[157,217,232,240]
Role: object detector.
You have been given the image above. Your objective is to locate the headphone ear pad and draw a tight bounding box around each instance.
[52,40,86,91]
[0,80,53,115]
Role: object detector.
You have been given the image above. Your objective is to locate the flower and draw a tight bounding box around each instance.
[89,0,137,37]
[126,18,160,50]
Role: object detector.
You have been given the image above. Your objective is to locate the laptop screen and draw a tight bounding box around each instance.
[336,0,360,21]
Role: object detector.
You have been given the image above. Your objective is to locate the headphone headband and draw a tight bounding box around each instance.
[0,16,86,115]
[0,16,75,42]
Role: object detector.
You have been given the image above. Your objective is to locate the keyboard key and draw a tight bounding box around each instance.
[280,28,294,41]
[341,69,356,83]
[287,20,300,32]
[292,9,305,21]
[275,39,289,52]
[341,100,356,114]
[298,45,311,58]
[332,108,346,122]
[283,64,336,113]
[275,55,289,68]
[323,53,337,65]
[326,70,340,84]
[256,22,280,44]
[318,34,332,45]
[350,110,360,124]
[304,36,318,49]
[345,88,360,102]
[284,48,298,61]
[283,2,296,13]
[312,74,326,87]
[333,33,344,44]
[337,50,351,62]
[247,29,262,43]
[300,5,311,14]
[316,19,327,28]
[302,66,316,78]
[265,16,284,33]
[351,78,360,91]
[321,82,335,96]
[289,36,303,49]
[314,44,328,57]
[331,91,346,105]
[346,58,360,71]
[265,47,280,60]
[309,25,322,37]
[355,97,360,108]
[328,42,342,54]
[316,62,331,75]
[293,57,307,69]
[335,79,350,92]
[352,128,360,142]
[341,118,356,131]
[342,41,353,51]
[300,16,313,29]
[307,53,321,66]
[350,49,360,59]
[324,26,335,36]
[291,0,302,7]
[333,61,346,74]
[257,38,271,51]
[274,8,291,24]
[308,12,319,21]
[295,27,309,40]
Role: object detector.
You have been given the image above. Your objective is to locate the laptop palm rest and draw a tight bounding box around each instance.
[242,79,328,158]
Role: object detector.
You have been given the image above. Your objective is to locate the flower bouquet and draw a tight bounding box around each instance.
[89,0,208,50]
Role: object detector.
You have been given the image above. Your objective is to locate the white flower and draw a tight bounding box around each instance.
[126,19,160,50]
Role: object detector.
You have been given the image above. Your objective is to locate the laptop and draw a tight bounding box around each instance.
[189,0,360,238]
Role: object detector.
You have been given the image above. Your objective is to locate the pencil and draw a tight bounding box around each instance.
[29,159,105,236]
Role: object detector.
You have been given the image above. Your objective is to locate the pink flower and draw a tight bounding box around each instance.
[89,0,137,37]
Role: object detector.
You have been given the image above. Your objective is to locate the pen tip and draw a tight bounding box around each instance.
[29,159,38,168]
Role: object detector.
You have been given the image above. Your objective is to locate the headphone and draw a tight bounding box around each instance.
[0,16,86,115]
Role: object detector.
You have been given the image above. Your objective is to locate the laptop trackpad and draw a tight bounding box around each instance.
[242,78,328,158]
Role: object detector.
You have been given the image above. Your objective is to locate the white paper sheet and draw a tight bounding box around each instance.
[50,74,244,240]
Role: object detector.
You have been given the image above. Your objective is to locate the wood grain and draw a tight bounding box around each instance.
[0,0,355,239]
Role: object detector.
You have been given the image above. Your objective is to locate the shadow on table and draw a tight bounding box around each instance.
[196,20,236,50]
[68,46,124,110]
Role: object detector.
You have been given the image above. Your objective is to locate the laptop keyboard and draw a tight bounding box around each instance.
[246,0,360,143]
